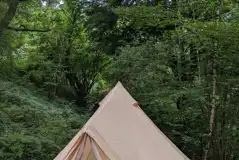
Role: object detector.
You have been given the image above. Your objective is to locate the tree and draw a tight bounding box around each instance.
[15,0,111,110]
[0,0,51,33]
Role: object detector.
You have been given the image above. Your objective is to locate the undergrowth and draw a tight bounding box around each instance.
[0,80,88,160]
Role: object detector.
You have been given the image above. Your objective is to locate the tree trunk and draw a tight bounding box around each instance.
[220,107,226,160]
[0,0,20,32]
[203,56,217,160]
[75,88,88,108]
[220,89,230,160]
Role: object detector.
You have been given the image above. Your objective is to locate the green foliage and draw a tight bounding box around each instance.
[84,5,119,54]
[0,81,88,160]
[115,5,177,31]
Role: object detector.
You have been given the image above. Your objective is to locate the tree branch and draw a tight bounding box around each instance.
[7,26,51,32]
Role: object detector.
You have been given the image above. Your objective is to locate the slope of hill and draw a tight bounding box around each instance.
[0,80,88,160]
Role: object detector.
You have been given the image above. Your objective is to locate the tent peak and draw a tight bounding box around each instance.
[116,81,123,86]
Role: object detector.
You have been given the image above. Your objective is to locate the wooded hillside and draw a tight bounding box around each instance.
[0,0,239,160]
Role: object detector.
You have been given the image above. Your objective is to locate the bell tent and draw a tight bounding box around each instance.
[54,82,190,160]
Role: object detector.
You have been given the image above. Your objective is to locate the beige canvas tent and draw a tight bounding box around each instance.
[54,82,190,160]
